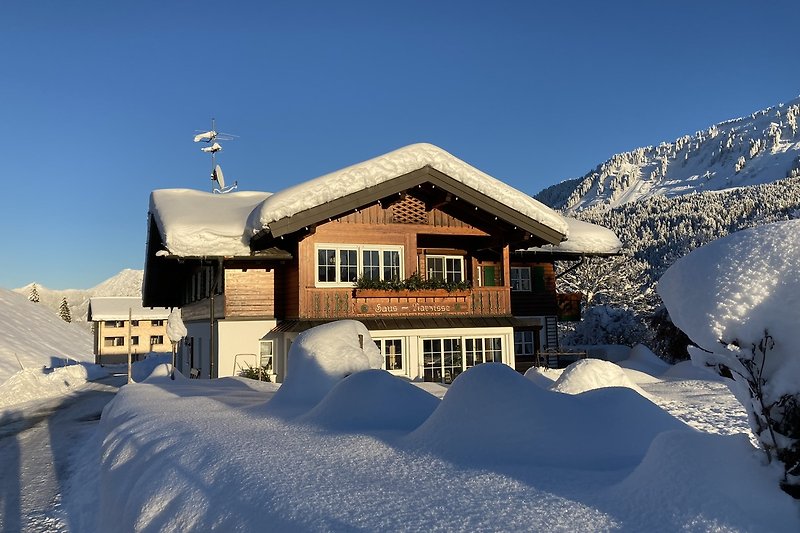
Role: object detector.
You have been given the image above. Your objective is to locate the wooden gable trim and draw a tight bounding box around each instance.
[262,166,565,245]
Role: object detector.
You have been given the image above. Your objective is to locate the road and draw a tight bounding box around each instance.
[0,374,126,532]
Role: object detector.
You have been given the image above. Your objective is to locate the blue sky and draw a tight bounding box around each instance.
[1,0,798,289]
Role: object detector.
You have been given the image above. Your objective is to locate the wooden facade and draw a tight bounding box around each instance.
[143,157,608,382]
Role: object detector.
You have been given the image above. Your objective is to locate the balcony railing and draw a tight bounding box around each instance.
[302,286,510,319]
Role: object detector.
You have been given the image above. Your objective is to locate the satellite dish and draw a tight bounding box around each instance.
[213,165,226,189]
[212,164,238,194]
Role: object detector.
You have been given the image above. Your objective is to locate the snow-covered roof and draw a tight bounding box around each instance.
[149,189,271,257]
[245,143,568,237]
[88,297,170,321]
[519,217,622,255]
[148,144,623,259]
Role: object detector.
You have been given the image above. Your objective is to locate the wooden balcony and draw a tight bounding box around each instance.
[302,286,510,319]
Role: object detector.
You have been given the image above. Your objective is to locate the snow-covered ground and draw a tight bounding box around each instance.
[1,331,797,531]
[69,327,792,532]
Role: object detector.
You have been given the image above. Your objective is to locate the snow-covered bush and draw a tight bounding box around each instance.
[564,305,650,347]
[659,220,800,496]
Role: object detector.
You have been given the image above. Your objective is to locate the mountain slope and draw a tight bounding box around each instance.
[0,287,93,384]
[537,96,800,212]
[13,269,144,323]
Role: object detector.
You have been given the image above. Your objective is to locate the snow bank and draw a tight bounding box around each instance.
[523,366,559,388]
[0,363,108,409]
[661,360,722,381]
[298,369,439,432]
[131,353,173,382]
[266,320,382,416]
[601,431,798,532]
[551,358,651,397]
[149,189,270,256]
[617,344,670,375]
[246,143,568,238]
[405,363,689,469]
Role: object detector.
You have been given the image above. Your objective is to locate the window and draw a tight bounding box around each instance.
[131,336,139,346]
[104,320,125,328]
[375,338,403,371]
[426,255,463,283]
[131,320,139,327]
[510,267,531,291]
[150,335,164,346]
[259,340,274,373]
[103,337,124,347]
[315,245,404,286]
[514,331,536,356]
[424,336,503,383]
[151,320,164,327]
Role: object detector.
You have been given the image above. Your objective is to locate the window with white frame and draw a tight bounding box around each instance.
[374,338,403,371]
[426,255,464,283]
[423,336,503,383]
[514,330,536,356]
[315,245,403,286]
[259,340,274,373]
[510,267,531,291]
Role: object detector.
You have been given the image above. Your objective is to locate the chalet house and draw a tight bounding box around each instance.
[87,297,171,364]
[142,143,620,382]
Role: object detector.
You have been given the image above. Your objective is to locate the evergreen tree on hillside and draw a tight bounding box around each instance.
[28,284,40,303]
[59,298,72,323]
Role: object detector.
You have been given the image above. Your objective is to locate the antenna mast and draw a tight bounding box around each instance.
[193,118,237,193]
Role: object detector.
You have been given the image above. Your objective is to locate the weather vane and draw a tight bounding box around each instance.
[193,118,238,193]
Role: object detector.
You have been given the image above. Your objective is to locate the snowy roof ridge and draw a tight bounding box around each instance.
[88,296,170,320]
[245,143,569,237]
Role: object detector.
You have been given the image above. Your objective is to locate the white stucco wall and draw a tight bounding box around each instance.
[217,319,278,378]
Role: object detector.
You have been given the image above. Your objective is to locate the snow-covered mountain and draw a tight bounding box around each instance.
[537,96,800,212]
[13,269,144,323]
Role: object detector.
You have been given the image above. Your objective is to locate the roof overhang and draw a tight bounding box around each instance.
[252,166,566,249]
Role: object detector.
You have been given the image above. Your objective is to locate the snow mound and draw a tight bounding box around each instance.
[524,216,622,254]
[0,363,108,409]
[266,320,382,416]
[617,344,670,376]
[298,370,439,432]
[523,366,558,388]
[603,431,798,532]
[405,363,690,469]
[551,359,651,397]
[661,360,722,381]
[131,353,172,382]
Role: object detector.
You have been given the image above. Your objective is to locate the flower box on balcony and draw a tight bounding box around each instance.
[354,289,471,298]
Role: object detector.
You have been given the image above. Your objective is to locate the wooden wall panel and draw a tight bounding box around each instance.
[224,269,276,318]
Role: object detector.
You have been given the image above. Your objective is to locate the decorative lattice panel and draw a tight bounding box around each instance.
[392,195,428,224]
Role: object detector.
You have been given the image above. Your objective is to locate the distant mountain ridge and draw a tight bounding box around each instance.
[13,269,144,323]
[536,96,800,212]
